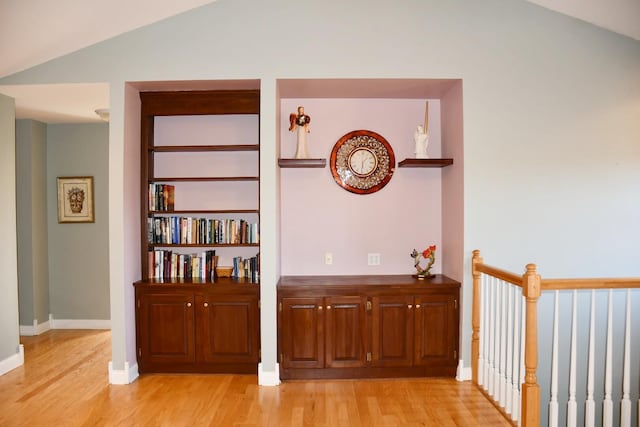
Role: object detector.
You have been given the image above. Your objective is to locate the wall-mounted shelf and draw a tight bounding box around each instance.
[398,158,453,168]
[278,158,327,168]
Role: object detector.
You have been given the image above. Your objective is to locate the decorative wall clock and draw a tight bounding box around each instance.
[330,130,395,194]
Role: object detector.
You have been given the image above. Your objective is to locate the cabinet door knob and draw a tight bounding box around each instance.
[408,304,413,309]
[416,304,421,309]
[186,302,192,307]
[326,305,331,310]
[318,306,323,311]
[203,302,209,307]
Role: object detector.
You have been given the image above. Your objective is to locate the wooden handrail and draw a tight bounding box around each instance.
[474,262,522,286]
[542,278,640,290]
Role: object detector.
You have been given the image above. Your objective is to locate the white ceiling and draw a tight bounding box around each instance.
[0,0,637,124]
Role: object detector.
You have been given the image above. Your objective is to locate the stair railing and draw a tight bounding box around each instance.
[472,249,640,427]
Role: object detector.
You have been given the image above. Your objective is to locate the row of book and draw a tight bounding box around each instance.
[232,254,260,282]
[147,217,259,245]
[148,249,218,281]
[149,184,175,211]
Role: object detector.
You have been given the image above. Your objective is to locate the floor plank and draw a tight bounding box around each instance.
[0,330,511,426]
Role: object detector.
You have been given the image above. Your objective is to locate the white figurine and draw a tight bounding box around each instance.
[289,106,311,159]
[414,125,429,159]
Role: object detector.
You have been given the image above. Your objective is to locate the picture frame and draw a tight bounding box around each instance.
[57,176,95,223]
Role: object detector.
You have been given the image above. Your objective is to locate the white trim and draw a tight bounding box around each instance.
[50,318,110,329]
[456,360,471,381]
[258,362,280,386]
[20,319,51,336]
[0,344,24,376]
[108,361,139,384]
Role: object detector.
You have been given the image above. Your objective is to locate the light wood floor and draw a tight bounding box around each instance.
[0,330,510,426]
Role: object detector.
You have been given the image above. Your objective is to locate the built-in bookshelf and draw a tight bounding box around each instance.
[134,89,262,375]
[138,90,261,284]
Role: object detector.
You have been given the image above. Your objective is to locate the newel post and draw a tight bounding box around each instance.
[471,250,483,385]
[521,263,541,427]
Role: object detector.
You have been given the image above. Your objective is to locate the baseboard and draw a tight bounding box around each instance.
[108,361,139,384]
[50,318,110,330]
[0,344,24,376]
[19,319,51,336]
[258,362,281,386]
[456,360,471,381]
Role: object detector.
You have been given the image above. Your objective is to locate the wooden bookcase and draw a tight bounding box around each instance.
[134,89,261,374]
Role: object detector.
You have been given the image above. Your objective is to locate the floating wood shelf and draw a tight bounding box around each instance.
[278,158,327,168]
[398,158,453,168]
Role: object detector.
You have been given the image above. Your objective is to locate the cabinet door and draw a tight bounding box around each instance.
[196,294,259,364]
[137,291,195,367]
[414,293,458,366]
[325,296,368,368]
[370,295,414,367]
[280,297,324,369]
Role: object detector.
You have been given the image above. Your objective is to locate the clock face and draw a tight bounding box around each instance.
[330,130,395,194]
[348,148,378,177]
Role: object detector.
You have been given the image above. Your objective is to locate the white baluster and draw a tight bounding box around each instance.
[519,294,526,427]
[585,290,596,427]
[478,273,486,387]
[549,291,559,427]
[511,289,521,423]
[500,279,507,408]
[567,290,577,427]
[621,288,631,427]
[483,274,490,390]
[603,289,613,427]
[488,277,496,396]
[505,283,514,415]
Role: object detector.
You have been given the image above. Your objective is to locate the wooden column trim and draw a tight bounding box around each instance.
[521,263,541,427]
[471,249,483,385]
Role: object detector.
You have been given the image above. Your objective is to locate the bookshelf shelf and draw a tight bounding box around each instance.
[149,243,260,248]
[398,158,453,168]
[152,144,259,152]
[151,176,259,182]
[150,209,259,215]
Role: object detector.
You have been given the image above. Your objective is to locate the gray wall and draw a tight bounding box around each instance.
[0,94,20,363]
[0,0,638,384]
[16,119,50,327]
[47,124,110,320]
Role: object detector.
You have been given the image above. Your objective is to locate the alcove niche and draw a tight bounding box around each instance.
[276,79,463,281]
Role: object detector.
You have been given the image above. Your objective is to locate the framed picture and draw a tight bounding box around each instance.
[57,176,95,223]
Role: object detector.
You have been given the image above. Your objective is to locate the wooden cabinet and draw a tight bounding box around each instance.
[370,294,414,368]
[279,297,325,369]
[277,275,459,380]
[135,282,259,374]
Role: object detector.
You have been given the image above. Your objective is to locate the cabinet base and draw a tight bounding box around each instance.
[139,362,257,375]
[280,365,457,380]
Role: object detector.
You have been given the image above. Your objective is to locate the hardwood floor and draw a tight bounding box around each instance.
[0,330,510,426]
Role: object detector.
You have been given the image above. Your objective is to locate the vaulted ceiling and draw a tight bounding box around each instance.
[0,0,638,123]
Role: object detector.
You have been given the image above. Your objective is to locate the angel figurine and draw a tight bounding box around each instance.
[289,106,311,159]
[414,125,429,159]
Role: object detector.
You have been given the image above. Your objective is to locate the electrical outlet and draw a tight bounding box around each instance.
[368,253,381,266]
[324,252,333,265]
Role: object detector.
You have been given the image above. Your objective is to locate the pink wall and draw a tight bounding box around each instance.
[280,98,444,275]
